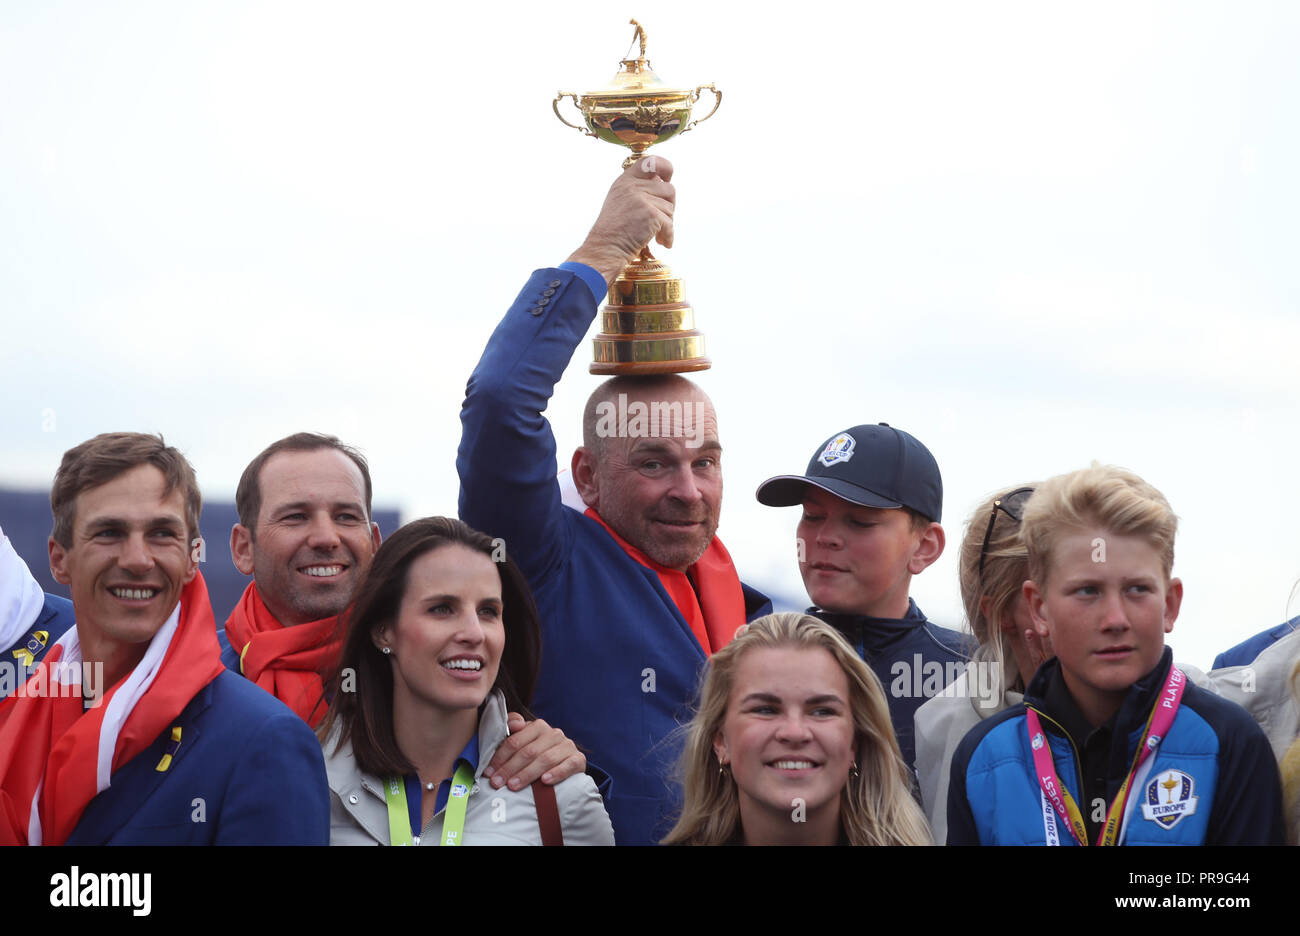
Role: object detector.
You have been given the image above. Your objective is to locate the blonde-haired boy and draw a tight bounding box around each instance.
[947,464,1283,845]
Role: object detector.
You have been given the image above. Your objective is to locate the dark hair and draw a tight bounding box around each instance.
[903,507,934,533]
[317,517,541,778]
[236,432,374,533]
[51,432,201,547]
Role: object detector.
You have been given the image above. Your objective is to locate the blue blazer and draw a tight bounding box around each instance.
[459,268,772,846]
[1212,617,1299,669]
[2,593,75,701]
[66,670,329,845]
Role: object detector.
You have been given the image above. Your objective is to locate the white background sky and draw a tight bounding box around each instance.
[3,1,1298,670]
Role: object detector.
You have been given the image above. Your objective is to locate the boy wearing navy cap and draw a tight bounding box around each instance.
[757,424,972,771]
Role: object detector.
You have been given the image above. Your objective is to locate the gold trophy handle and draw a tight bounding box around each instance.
[682,84,721,134]
[553,92,595,136]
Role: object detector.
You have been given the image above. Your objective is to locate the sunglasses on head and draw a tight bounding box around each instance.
[977,487,1035,579]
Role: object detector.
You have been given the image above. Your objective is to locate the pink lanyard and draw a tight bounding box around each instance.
[1025,665,1185,846]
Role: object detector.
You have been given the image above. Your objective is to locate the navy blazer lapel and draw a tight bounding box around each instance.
[633,561,710,663]
[66,680,214,844]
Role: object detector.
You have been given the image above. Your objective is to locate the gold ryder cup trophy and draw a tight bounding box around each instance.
[553,19,721,375]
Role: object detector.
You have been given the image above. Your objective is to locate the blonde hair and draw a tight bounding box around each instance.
[1022,463,1177,588]
[958,485,1039,704]
[661,612,932,846]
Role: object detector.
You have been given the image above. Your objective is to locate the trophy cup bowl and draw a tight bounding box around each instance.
[554,69,720,170]
[553,20,720,375]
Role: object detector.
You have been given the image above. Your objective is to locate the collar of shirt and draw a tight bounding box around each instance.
[402,733,481,839]
[812,598,927,659]
[1032,648,1174,841]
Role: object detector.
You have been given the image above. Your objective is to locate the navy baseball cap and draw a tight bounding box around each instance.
[755,423,943,523]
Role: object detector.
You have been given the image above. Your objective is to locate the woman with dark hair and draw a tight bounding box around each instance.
[318,517,613,845]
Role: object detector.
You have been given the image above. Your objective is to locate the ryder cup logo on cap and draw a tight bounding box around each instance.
[818,433,856,467]
[1140,769,1198,829]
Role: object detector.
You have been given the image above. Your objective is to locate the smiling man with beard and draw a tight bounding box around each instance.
[221,432,589,793]
[458,157,772,845]
[223,434,381,727]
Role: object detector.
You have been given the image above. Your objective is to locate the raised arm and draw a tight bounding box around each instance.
[456,158,675,586]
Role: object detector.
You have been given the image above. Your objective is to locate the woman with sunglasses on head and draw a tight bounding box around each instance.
[317,517,614,845]
[662,612,932,846]
[913,485,1053,843]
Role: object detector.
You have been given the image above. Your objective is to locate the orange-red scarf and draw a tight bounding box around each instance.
[0,573,223,846]
[585,509,746,655]
[224,582,339,728]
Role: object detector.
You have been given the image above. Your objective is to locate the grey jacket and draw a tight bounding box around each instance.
[1204,629,1300,845]
[323,691,615,846]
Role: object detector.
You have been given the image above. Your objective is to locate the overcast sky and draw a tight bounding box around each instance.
[3,1,1298,669]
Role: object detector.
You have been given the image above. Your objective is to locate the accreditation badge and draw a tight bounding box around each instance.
[1139,769,1199,829]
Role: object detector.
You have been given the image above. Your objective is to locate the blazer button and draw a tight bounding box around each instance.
[549,279,562,288]
[530,306,544,316]
[537,296,550,306]
[348,794,358,804]
[543,288,556,297]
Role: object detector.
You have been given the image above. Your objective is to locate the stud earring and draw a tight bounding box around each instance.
[381,646,391,655]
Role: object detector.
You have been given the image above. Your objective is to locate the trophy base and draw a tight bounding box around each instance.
[589,357,712,376]
[589,332,710,375]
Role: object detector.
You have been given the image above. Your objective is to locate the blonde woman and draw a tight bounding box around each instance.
[914,485,1052,841]
[663,612,931,846]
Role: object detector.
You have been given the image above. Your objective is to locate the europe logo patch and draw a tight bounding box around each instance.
[450,783,470,798]
[1140,769,1198,829]
[818,433,856,467]
[11,629,49,668]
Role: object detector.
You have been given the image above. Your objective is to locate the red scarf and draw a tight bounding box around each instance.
[585,509,746,655]
[223,582,339,728]
[0,573,223,846]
